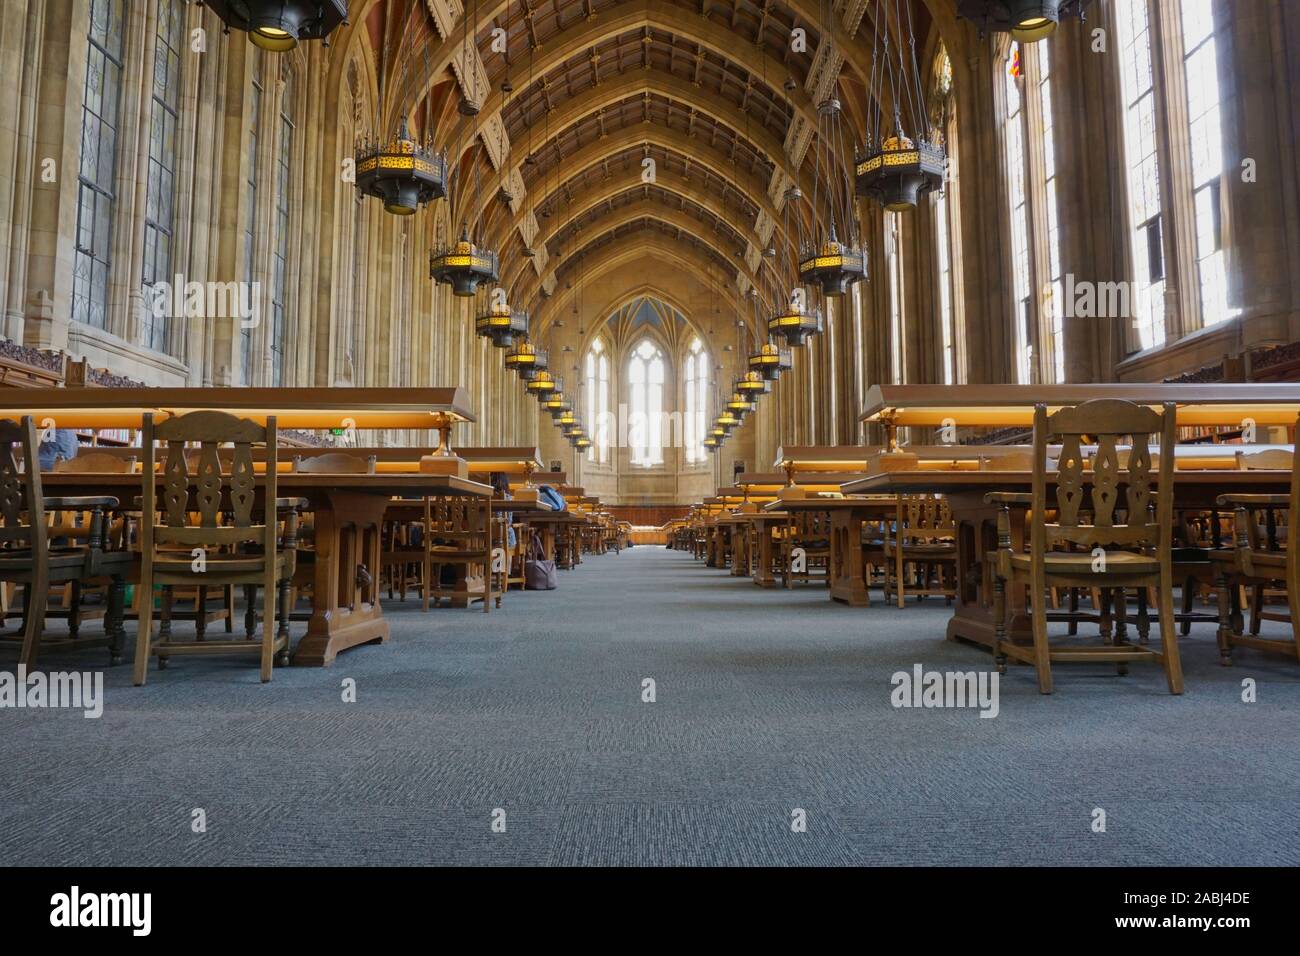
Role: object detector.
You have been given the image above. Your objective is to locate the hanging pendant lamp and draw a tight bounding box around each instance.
[200,0,347,52]
[355,116,447,216]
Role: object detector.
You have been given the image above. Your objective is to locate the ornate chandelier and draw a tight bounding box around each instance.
[475,296,529,347]
[735,370,771,397]
[542,393,571,416]
[431,226,500,297]
[767,298,824,347]
[797,97,866,296]
[355,117,447,216]
[956,0,1094,42]
[748,341,793,380]
[503,340,548,381]
[857,0,946,212]
[725,391,756,417]
[525,369,559,397]
[200,0,347,51]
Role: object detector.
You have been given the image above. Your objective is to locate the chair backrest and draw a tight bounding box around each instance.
[1032,399,1176,556]
[901,494,953,537]
[141,411,277,557]
[292,452,377,474]
[54,451,137,473]
[1235,448,1295,471]
[0,417,46,554]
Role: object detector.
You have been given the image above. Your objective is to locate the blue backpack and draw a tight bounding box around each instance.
[537,484,567,511]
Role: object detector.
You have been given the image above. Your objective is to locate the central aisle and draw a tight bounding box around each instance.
[3,546,1298,865]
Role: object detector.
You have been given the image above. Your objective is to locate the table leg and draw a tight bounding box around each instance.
[830,508,871,606]
[944,492,1031,650]
[293,490,391,667]
[753,522,777,588]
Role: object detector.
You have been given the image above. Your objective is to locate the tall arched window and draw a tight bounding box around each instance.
[933,46,962,386]
[886,211,905,384]
[346,192,365,381]
[586,338,609,462]
[1001,40,1066,383]
[1115,0,1165,351]
[1004,43,1033,383]
[241,50,263,385]
[629,339,664,466]
[1181,0,1229,325]
[1039,43,1065,383]
[73,0,125,331]
[270,71,295,386]
[684,337,708,462]
[141,0,184,356]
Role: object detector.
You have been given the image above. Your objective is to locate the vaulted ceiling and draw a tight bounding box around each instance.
[344,0,956,329]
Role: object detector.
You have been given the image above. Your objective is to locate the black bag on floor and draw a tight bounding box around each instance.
[524,532,557,590]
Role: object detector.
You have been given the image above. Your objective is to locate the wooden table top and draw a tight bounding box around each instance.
[840,470,1291,497]
[39,472,493,499]
[1,386,476,429]
[525,510,588,524]
[764,495,897,512]
[382,498,554,516]
[860,383,1300,427]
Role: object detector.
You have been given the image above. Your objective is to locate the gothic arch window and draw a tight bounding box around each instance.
[628,339,665,467]
[932,44,964,386]
[269,68,296,385]
[683,337,708,463]
[1180,0,1231,326]
[886,211,906,384]
[1001,40,1066,383]
[1004,42,1034,383]
[241,49,264,385]
[586,338,609,463]
[141,0,185,356]
[73,0,125,331]
[1115,0,1166,351]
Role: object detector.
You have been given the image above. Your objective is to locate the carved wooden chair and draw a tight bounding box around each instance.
[422,495,493,612]
[1211,443,1299,663]
[135,411,296,684]
[780,509,831,587]
[36,453,137,638]
[988,400,1183,694]
[0,417,130,668]
[883,495,957,607]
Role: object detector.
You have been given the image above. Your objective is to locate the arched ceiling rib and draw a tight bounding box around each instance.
[533,235,757,337]
[474,124,783,253]
[343,0,941,311]
[517,205,768,308]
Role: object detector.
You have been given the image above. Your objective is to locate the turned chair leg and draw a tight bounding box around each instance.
[1157,574,1184,695]
[277,575,291,666]
[992,574,1008,674]
[1030,581,1053,695]
[18,581,48,670]
[1215,569,1235,666]
[107,576,126,666]
[244,584,257,639]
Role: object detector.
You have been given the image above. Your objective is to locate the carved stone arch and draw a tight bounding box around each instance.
[517,205,768,313]
[534,236,743,336]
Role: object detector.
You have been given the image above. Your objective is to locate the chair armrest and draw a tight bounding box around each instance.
[43,495,120,511]
[985,492,1033,506]
[1216,494,1289,508]
[275,497,309,512]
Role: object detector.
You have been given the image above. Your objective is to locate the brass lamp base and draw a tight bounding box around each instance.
[419,454,469,479]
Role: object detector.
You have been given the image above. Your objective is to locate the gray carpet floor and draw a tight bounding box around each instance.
[2,545,1298,866]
